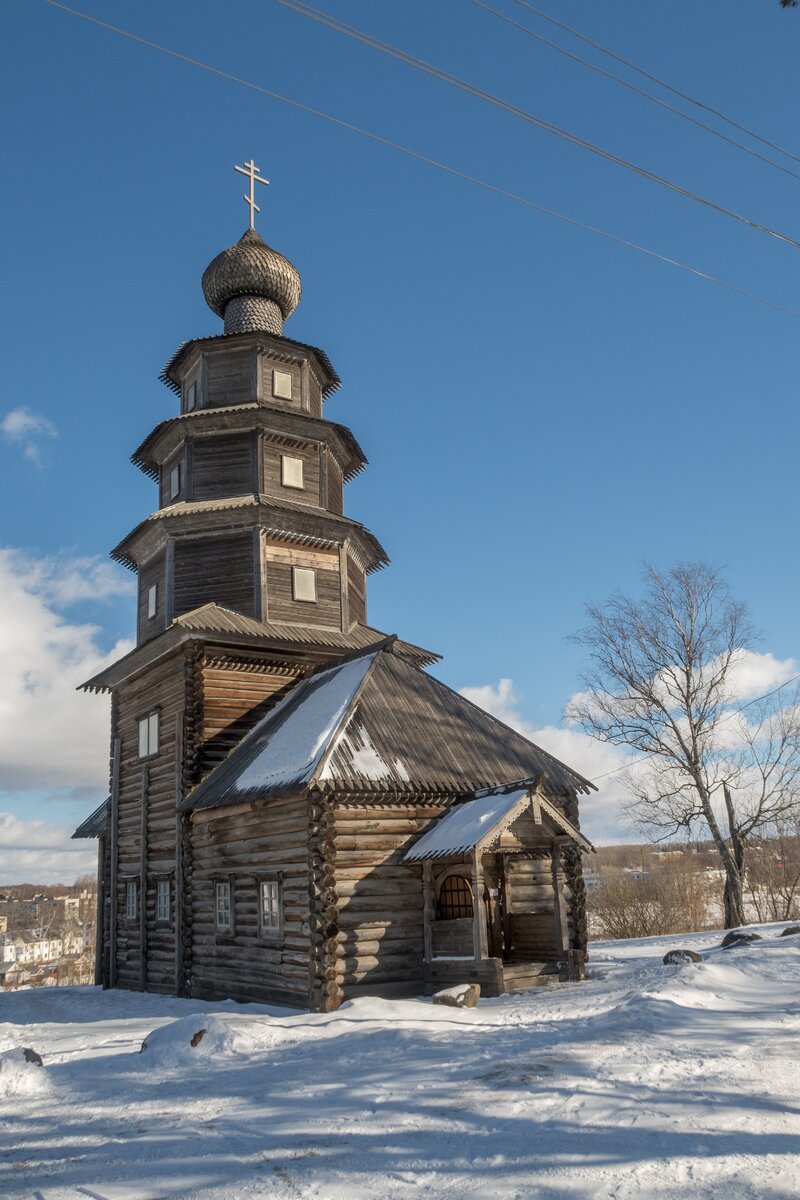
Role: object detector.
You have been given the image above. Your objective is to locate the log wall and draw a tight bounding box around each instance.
[187,796,311,1006]
[192,432,253,500]
[264,544,341,628]
[206,348,253,408]
[261,440,321,507]
[173,532,256,619]
[328,800,446,1001]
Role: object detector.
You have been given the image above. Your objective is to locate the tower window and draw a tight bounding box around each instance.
[169,463,181,501]
[147,583,158,619]
[138,712,159,758]
[185,379,197,412]
[125,880,138,922]
[292,566,316,602]
[156,880,171,924]
[273,369,293,401]
[281,455,304,489]
[215,881,232,932]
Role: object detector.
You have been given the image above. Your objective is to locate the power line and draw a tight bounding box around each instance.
[40,0,800,323]
[277,0,800,252]
[589,670,800,784]
[471,0,800,186]
[509,0,800,169]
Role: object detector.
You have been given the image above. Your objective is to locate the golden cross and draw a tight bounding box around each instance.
[234,159,269,230]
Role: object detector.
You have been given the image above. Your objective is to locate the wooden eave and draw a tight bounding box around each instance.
[160,330,341,398]
[72,797,110,839]
[79,607,439,693]
[131,403,367,483]
[109,495,389,575]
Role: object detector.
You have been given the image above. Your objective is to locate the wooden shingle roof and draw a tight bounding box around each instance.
[183,642,594,815]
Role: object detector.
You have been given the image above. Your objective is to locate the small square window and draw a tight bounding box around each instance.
[292,566,316,603]
[259,879,281,935]
[169,463,181,501]
[281,455,304,489]
[215,881,232,932]
[147,583,158,619]
[156,880,170,923]
[125,881,138,921]
[273,369,293,401]
[138,712,159,758]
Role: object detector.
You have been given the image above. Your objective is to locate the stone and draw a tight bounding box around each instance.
[721,931,762,949]
[432,983,480,1009]
[190,1028,207,1048]
[780,925,800,937]
[662,949,703,965]
[22,1048,43,1066]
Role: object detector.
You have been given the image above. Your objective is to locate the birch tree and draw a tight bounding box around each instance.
[568,563,800,929]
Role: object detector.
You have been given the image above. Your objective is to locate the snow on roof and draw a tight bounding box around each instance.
[187,650,378,810]
[403,788,531,862]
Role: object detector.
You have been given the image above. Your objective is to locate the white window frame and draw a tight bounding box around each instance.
[215,880,232,934]
[147,583,158,619]
[292,566,317,603]
[138,711,159,758]
[258,877,282,938]
[272,368,293,401]
[125,880,138,922]
[169,462,181,501]
[156,879,171,924]
[281,454,304,490]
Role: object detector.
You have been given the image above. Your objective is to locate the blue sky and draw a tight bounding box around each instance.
[2,1,800,878]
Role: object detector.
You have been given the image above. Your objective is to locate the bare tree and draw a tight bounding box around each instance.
[569,563,800,929]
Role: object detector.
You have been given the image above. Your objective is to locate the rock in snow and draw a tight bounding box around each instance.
[139,1014,236,1065]
[721,930,763,948]
[0,1047,49,1098]
[780,924,800,937]
[432,984,480,1008]
[663,948,703,964]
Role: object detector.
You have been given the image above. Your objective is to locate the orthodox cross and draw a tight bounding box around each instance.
[234,159,269,230]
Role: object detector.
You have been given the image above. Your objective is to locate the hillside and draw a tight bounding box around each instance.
[1,925,799,1199]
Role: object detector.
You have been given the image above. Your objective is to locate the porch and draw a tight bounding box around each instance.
[403,779,594,996]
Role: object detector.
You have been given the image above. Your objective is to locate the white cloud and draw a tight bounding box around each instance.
[459,679,636,846]
[0,813,95,885]
[0,547,133,792]
[1,406,57,466]
[726,648,798,703]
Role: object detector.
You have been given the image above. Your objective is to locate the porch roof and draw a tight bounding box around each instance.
[403,781,595,862]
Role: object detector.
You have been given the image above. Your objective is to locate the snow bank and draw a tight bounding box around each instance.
[138,1014,239,1067]
[0,1047,50,1098]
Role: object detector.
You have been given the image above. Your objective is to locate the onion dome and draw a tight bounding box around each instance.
[201,228,302,336]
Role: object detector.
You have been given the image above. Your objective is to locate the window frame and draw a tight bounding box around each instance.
[272,368,294,401]
[147,582,158,620]
[436,873,474,921]
[124,878,138,923]
[280,454,304,490]
[155,877,172,927]
[169,462,181,501]
[213,876,235,938]
[292,565,317,603]
[257,873,284,942]
[138,710,160,759]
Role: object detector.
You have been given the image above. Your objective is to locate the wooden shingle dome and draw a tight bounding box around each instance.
[201,228,302,335]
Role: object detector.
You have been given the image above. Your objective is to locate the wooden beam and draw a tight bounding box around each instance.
[471,850,489,962]
[551,844,570,955]
[94,835,105,986]
[140,766,149,992]
[108,736,120,989]
[174,711,185,997]
[422,860,433,965]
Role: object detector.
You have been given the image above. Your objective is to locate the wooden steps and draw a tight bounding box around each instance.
[501,961,563,991]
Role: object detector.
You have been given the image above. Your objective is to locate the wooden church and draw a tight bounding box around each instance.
[74,163,595,1011]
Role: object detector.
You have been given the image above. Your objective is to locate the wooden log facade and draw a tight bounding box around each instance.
[76,216,595,1010]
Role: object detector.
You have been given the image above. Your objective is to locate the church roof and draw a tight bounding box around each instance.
[402,782,594,861]
[79,603,439,693]
[72,798,110,839]
[183,642,595,815]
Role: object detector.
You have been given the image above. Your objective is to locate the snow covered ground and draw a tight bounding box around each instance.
[1,924,799,1200]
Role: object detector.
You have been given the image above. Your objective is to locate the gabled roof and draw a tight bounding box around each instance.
[403,781,595,861]
[183,643,595,814]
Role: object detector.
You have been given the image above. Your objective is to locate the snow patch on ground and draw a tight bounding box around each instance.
[1,924,799,1198]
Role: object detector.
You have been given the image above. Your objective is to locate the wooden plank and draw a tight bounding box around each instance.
[140,766,148,992]
[109,736,121,989]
